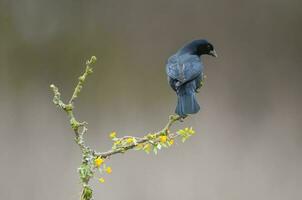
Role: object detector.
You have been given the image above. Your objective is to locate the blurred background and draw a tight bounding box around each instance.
[0,0,301,199]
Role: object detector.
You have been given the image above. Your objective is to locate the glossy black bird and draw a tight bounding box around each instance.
[166,39,217,117]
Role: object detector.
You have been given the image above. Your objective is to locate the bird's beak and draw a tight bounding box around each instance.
[209,49,218,57]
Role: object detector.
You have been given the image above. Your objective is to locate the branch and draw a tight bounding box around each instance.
[95,115,184,158]
[50,56,196,200]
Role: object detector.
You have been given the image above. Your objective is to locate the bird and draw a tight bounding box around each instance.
[166,39,217,117]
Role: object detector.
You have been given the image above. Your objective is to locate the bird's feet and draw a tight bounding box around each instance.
[179,115,188,122]
[171,114,187,122]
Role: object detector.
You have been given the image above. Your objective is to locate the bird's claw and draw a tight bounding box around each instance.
[179,115,188,122]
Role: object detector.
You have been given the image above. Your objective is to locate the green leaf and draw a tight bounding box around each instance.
[82,186,93,200]
[134,144,143,151]
[153,147,158,155]
[78,163,93,183]
[143,144,151,154]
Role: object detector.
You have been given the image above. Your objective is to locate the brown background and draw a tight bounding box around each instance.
[0,0,301,199]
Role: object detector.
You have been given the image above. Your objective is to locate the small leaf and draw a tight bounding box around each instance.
[134,144,143,151]
[162,143,168,148]
[153,147,158,155]
[143,144,151,154]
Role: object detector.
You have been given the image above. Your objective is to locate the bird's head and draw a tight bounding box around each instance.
[195,39,218,57]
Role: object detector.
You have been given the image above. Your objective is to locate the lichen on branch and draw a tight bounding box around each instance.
[50,56,196,200]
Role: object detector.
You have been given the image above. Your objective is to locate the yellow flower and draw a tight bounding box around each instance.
[169,139,174,145]
[94,157,104,168]
[98,178,105,183]
[159,135,167,143]
[109,131,116,139]
[178,129,186,135]
[105,167,112,174]
[188,127,195,135]
[114,140,121,145]
[126,137,134,144]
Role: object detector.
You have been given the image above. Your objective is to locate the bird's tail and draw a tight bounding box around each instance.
[175,82,200,117]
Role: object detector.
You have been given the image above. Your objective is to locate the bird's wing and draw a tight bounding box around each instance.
[166,54,203,85]
[194,73,203,92]
[168,76,177,92]
[166,55,179,79]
